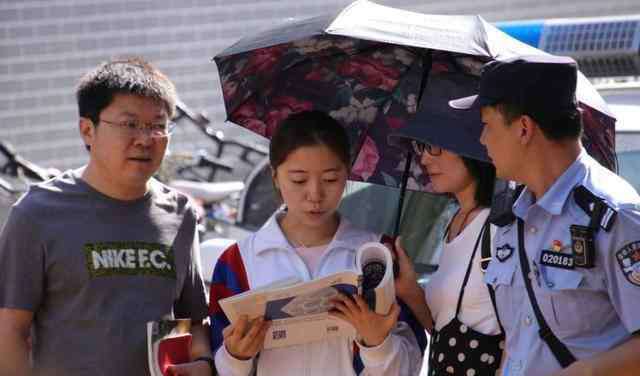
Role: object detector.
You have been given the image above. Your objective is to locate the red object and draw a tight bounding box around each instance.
[157,334,192,376]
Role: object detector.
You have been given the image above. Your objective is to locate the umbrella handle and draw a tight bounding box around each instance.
[393,151,413,237]
[388,151,413,278]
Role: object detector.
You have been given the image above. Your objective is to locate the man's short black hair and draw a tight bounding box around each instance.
[76,57,177,125]
[495,101,583,141]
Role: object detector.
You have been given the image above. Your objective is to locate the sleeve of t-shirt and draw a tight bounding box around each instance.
[0,205,45,311]
[603,205,640,334]
[174,208,209,323]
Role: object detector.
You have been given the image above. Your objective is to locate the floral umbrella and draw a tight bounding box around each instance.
[213,0,617,233]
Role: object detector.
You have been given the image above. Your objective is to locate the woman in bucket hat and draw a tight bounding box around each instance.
[390,72,505,376]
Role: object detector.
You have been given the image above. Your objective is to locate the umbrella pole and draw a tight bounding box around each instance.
[393,151,413,237]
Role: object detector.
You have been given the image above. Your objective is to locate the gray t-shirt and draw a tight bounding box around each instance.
[0,169,208,376]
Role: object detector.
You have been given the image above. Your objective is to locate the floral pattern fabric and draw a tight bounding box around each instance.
[215,32,616,193]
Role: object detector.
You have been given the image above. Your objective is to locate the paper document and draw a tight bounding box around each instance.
[219,242,396,348]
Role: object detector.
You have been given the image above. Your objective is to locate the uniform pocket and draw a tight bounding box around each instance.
[539,269,588,337]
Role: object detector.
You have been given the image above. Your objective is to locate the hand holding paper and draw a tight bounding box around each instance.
[329,294,400,347]
[218,242,397,349]
[223,315,271,360]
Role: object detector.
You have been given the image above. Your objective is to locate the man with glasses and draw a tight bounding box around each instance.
[0,58,213,376]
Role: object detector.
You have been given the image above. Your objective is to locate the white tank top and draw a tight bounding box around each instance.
[424,208,501,335]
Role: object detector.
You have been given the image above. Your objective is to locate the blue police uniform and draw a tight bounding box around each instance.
[485,149,640,376]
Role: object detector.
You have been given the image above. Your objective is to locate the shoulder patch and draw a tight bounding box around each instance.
[616,241,640,286]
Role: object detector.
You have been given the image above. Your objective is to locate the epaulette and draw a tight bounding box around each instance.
[573,185,617,232]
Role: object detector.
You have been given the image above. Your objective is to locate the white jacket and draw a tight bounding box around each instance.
[210,213,424,376]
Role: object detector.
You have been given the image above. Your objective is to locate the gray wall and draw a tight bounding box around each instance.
[2,0,640,171]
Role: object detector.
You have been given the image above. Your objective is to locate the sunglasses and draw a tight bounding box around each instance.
[411,140,442,156]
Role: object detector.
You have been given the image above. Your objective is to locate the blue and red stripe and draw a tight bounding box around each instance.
[209,244,250,351]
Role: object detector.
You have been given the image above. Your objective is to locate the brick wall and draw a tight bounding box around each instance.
[1,0,639,170]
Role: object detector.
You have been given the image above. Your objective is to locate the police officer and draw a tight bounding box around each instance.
[449,55,640,376]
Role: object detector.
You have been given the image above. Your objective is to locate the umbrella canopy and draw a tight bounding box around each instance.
[214,0,616,195]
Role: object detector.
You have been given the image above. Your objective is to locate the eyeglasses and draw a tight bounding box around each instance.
[411,140,442,156]
[98,118,176,138]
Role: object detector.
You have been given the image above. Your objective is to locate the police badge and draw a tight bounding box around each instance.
[570,225,595,268]
[496,243,514,262]
[616,241,640,286]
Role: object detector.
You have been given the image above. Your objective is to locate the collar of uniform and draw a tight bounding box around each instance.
[254,210,360,255]
[513,148,588,217]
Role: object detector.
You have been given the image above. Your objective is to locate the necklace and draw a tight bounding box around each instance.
[448,205,480,241]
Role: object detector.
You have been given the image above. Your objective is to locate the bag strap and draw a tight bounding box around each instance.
[454,219,487,316]
[517,219,576,368]
[442,208,458,241]
[480,221,505,335]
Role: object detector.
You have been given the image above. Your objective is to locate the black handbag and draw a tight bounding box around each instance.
[428,220,505,376]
